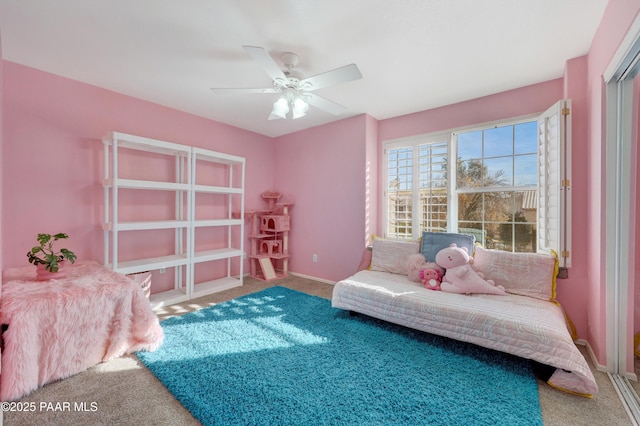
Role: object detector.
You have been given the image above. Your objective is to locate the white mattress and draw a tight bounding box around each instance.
[332,270,598,396]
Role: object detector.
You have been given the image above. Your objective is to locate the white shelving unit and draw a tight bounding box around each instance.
[190,147,245,299]
[102,132,245,309]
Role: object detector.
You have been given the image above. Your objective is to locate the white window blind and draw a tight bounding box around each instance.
[419,142,449,233]
[386,147,413,239]
[385,135,449,240]
[537,99,572,267]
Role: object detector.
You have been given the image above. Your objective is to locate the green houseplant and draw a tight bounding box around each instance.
[27,233,77,272]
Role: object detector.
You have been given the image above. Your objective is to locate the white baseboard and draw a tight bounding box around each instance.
[576,338,615,374]
[576,338,639,381]
[243,271,336,285]
[289,271,336,285]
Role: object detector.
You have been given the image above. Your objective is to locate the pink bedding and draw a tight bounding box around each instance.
[1,261,164,401]
[332,270,598,397]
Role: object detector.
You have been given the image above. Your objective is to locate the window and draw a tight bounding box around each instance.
[386,135,449,239]
[387,147,413,239]
[455,122,538,252]
[383,100,571,265]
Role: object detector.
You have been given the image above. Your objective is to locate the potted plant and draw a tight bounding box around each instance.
[27,233,77,279]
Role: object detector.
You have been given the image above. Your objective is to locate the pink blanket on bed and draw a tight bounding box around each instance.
[0,261,164,401]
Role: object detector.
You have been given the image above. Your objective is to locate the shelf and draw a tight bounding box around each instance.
[192,184,243,194]
[104,220,190,231]
[191,277,242,299]
[103,178,190,191]
[249,254,289,260]
[149,288,188,310]
[104,132,245,307]
[264,253,289,260]
[192,219,243,227]
[110,254,189,275]
[194,248,243,263]
[251,233,276,239]
[192,147,245,165]
[104,132,191,157]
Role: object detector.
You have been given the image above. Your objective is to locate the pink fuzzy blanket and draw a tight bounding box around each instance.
[1,261,164,401]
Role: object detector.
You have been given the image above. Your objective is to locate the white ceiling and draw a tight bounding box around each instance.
[0,0,608,138]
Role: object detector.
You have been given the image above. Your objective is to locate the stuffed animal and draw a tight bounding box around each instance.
[435,243,506,295]
[420,268,442,291]
[406,253,443,284]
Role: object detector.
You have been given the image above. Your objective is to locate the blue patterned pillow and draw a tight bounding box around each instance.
[421,231,475,262]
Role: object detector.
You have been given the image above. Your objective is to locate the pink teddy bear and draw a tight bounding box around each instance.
[406,253,443,284]
[420,268,442,291]
[435,243,506,295]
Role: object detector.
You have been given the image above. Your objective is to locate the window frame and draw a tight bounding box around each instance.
[382,109,570,261]
[384,132,453,240]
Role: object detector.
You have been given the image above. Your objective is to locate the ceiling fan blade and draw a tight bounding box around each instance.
[305,93,347,116]
[243,45,287,82]
[300,64,362,91]
[211,88,278,94]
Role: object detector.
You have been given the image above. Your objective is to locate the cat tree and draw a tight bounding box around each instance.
[245,191,293,281]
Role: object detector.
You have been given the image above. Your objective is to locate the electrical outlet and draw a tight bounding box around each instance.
[312,254,318,263]
[159,267,166,274]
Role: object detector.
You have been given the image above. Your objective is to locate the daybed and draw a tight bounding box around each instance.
[331,234,599,397]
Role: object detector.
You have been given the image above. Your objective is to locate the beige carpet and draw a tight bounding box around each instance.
[3,275,633,425]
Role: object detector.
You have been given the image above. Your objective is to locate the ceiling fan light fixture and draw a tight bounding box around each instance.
[212,46,362,121]
[269,96,289,120]
[292,95,309,119]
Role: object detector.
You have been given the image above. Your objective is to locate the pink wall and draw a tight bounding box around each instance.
[273,115,373,282]
[585,0,640,364]
[560,55,590,342]
[2,62,275,292]
[378,79,563,142]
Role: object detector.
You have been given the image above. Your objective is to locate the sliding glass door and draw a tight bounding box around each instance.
[604,13,640,422]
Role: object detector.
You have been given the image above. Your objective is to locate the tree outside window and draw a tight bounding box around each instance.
[456,122,538,252]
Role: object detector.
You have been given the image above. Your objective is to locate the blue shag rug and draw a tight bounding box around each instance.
[137,286,542,425]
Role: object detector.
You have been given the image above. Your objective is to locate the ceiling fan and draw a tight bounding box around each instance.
[211,46,362,120]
